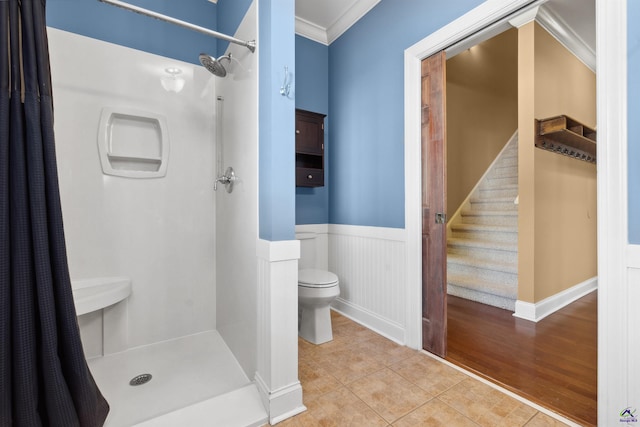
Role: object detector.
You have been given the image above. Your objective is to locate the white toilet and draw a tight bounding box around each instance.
[296,233,340,344]
[298,269,340,344]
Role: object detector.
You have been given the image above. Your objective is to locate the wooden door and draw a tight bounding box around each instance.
[421,51,447,357]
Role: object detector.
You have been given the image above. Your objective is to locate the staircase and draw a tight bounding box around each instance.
[447,134,518,311]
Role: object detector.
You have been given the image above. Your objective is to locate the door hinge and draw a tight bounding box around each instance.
[435,212,447,224]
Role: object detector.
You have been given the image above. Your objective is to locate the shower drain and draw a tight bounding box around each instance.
[129,373,152,386]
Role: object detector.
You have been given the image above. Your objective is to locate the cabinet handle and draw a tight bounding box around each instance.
[307,174,313,179]
[296,130,300,134]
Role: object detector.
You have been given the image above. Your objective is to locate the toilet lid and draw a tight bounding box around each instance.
[298,269,339,288]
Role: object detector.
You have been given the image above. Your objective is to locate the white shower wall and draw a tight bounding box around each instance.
[49,28,218,356]
[214,1,259,379]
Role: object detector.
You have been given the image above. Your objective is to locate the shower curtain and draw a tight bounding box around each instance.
[0,1,109,425]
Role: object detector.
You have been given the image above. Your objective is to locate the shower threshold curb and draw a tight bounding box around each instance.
[132,383,267,427]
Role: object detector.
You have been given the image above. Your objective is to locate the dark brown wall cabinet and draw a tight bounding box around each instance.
[296,109,326,187]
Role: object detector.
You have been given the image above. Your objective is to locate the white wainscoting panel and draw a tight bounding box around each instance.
[327,225,407,344]
[255,239,305,425]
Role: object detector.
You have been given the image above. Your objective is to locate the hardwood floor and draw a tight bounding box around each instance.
[446,292,597,426]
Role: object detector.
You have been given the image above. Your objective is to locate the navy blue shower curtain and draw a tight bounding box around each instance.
[0,0,109,425]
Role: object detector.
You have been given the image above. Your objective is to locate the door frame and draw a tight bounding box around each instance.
[403,0,627,425]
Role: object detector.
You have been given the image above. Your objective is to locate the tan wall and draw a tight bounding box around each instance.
[533,24,597,301]
[446,29,518,215]
[517,22,536,303]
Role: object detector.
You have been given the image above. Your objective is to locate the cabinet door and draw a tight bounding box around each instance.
[296,110,324,155]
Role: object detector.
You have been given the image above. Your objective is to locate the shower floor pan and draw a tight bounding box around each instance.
[88,330,267,427]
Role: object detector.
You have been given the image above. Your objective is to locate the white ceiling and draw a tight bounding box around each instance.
[295,0,595,63]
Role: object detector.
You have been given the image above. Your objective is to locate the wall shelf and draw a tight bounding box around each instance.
[535,115,596,163]
[98,107,170,178]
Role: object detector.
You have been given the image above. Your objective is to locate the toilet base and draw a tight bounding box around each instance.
[299,305,333,345]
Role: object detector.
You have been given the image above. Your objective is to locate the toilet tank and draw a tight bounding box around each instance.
[296,232,328,270]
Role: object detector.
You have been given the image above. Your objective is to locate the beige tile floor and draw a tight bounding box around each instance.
[276,311,571,427]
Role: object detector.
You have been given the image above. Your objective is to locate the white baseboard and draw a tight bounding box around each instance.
[513,276,597,322]
[331,297,405,344]
[254,374,306,425]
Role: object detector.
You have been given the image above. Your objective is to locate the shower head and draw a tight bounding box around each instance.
[199,53,232,77]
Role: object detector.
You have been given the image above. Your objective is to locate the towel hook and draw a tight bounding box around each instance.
[280,66,290,97]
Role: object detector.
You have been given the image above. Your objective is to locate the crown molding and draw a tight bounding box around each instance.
[295,0,381,46]
[295,16,329,45]
[536,5,596,72]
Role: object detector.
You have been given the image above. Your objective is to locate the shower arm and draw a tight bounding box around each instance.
[98,0,256,53]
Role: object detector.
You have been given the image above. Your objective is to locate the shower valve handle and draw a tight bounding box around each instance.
[214,175,230,190]
[214,167,236,193]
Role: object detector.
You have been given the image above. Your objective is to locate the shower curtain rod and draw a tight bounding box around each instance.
[98,0,256,52]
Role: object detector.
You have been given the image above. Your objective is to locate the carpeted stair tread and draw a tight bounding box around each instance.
[450,223,517,233]
[447,285,516,311]
[447,272,517,299]
[447,237,517,252]
[461,209,518,217]
[480,183,518,191]
[468,199,518,212]
[447,253,517,274]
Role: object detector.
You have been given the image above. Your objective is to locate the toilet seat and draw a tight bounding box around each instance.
[298,269,339,288]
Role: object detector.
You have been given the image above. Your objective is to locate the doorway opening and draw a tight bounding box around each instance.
[418,4,597,426]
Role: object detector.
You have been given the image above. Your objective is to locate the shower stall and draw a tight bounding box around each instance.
[49,1,265,425]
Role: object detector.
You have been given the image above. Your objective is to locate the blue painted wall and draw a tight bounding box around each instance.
[327,0,484,228]
[47,0,218,64]
[629,0,640,243]
[258,0,297,241]
[217,0,253,55]
[295,35,329,225]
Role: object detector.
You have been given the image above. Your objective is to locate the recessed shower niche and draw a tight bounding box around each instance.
[97,107,169,178]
